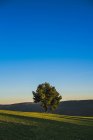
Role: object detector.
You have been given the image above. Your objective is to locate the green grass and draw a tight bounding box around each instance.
[0,110,93,140]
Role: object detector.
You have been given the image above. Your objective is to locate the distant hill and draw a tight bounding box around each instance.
[55,100,93,116]
[0,100,93,116]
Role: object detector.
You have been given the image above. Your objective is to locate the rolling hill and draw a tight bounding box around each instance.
[0,100,93,116]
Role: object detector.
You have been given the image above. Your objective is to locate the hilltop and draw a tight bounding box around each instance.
[0,100,93,116]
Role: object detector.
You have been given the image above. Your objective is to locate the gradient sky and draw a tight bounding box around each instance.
[0,0,93,104]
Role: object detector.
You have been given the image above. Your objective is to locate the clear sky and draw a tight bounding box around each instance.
[0,0,93,104]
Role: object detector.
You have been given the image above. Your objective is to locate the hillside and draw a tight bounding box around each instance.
[0,110,93,140]
[0,100,93,116]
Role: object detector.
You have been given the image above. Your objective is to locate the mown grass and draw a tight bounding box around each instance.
[0,110,93,140]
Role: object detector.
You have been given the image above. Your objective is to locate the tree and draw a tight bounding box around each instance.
[32,82,62,112]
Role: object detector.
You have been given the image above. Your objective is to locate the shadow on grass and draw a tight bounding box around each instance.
[0,112,93,140]
[0,111,93,127]
[0,120,37,140]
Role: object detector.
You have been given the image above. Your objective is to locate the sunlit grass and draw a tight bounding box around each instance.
[0,110,93,140]
[0,110,93,126]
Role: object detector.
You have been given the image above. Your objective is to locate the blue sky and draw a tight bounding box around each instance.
[0,0,93,104]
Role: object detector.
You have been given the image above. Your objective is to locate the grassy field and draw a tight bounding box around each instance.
[0,110,93,140]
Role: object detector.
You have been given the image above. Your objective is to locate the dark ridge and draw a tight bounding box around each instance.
[0,100,93,116]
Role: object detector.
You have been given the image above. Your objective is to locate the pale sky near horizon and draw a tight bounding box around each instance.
[0,0,93,104]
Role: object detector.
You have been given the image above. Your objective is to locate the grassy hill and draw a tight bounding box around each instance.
[0,100,93,116]
[0,110,93,140]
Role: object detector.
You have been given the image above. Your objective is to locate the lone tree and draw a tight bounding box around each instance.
[32,82,62,112]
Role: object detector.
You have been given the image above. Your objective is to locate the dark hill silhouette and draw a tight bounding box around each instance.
[0,100,93,116]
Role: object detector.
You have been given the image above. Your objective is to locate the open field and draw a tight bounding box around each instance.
[0,110,93,140]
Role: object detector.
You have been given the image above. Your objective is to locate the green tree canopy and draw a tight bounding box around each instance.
[32,82,62,112]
